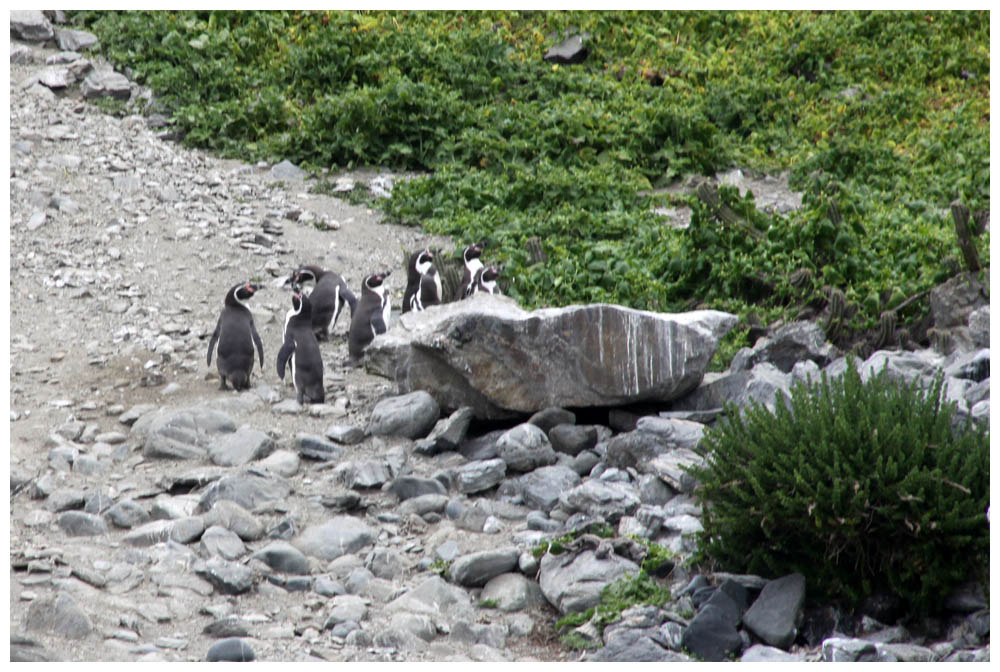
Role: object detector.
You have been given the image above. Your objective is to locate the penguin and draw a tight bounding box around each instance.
[347,271,391,365]
[206,281,265,391]
[290,265,357,341]
[276,290,325,404]
[402,248,442,313]
[471,265,503,296]
[455,240,487,301]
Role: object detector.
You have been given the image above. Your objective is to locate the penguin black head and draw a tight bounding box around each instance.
[291,290,312,318]
[290,266,319,287]
[365,271,391,289]
[481,266,502,283]
[415,249,434,274]
[463,241,486,264]
[228,281,260,308]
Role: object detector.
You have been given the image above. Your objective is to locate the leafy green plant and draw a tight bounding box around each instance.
[477,598,500,609]
[688,359,989,613]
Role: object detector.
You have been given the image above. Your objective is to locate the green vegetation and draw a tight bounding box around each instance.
[72,10,989,359]
[688,360,990,614]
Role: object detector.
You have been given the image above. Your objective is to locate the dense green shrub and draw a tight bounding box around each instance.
[688,360,989,613]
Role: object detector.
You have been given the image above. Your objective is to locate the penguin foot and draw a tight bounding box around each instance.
[218,379,229,391]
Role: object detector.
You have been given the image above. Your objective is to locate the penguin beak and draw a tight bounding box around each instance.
[383,270,392,277]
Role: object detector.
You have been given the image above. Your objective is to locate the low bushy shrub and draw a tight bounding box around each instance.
[689,359,989,613]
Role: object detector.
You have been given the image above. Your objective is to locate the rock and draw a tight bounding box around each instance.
[944,348,990,383]
[731,321,838,373]
[480,573,547,611]
[588,625,689,662]
[105,499,150,528]
[449,547,520,587]
[389,476,447,501]
[38,66,75,89]
[24,593,92,639]
[80,70,131,100]
[366,391,440,439]
[968,306,989,347]
[200,525,247,560]
[54,28,98,52]
[638,473,676,506]
[296,433,346,461]
[929,271,988,329]
[649,448,705,494]
[539,549,640,614]
[496,423,557,472]
[208,427,275,466]
[324,594,368,628]
[741,643,802,662]
[570,450,601,476]
[119,403,157,426]
[528,407,576,433]
[455,458,506,494]
[944,581,989,613]
[57,510,107,536]
[742,572,806,649]
[139,406,236,460]
[11,10,54,42]
[544,33,589,64]
[390,612,437,641]
[256,450,300,478]
[399,493,448,518]
[414,406,473,455]
[605,430,673,473]
[519,465,582,510]
[681,603,743,662]
[251,541,310,574]
[634,416,705,451]
[196,471,290,513]
[206,637,255,662]
[194,558,254,595]
[26,211,47,231]
[269,160,307,180]
[293,516,374,561]
[547,424,597,456]
[822,637,879,662]
[387,574,471,617]
[457,429,503,461]
[324,424,365,446]
[202,500,264,541]
[203,616,249,637]
[367,297,736,419]
[170,516,207,543]
[673,363,792,414]
[558,479,640,522]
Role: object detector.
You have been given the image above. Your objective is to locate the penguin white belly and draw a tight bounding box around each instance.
[291,352,299,393]
[433,272,442,302]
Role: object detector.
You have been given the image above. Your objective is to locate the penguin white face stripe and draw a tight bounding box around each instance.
[466,258,484,274]
[415,258,432,275]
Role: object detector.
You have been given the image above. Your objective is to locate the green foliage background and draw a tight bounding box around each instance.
[73,10,989,338]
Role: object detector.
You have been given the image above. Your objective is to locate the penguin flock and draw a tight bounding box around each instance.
[205,242,503,404]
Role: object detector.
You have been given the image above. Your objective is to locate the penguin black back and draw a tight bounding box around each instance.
[277,291,325,404]
[403,248,440,312]
[207,281,264,391]
[348,271,391,364]
[455,240,487,301]
[472,265,503,296]
[291,264,357,341]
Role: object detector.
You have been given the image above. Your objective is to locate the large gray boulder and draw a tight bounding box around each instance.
[539,549,640,614]
[136,407,237,460]
[11,10,55,42]
[366,294,736,419]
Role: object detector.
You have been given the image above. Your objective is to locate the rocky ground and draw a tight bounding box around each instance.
[9,13,990,664]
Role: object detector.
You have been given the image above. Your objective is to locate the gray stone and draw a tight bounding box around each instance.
[269,159,307,180]
[170,515,206,543]
[929,271,988,329]
[11,10,54,42]
[122,519,175,547]
[944,581,989,613]
[638,473,676,506]
[203,616,249,637]
[200,525,247,560]
[635,416,705,450]
[80,70,132,100]
[202,500,264,541]
[415,405,474,455]
[649,448,705,494]
[390,612,437,641]
[104,498,150,528]
[457,428,503,461]
[25,211,47,231]
[449,547,520,587]
[389,475,447,501]
[313,576,345,597]
[368,547,408,580]
[539,549,640,614]
[368,297,737,419]
[558,479,640,522]
[54,28,98,52]
[38,66,75,89]
[57,510,107,536]
[944,348,990,383]
[296,433,345,461]
[11,44,36,65]
[674,363,793,414]
[194,558,255,595]
[547,424,597,456]
[822,637,879,662]
[588,625,689,662]
[526,510,563,532]
[256,449,300,478]
[543,33,589,64]
[24,592,92,639]
[119,403,157,426]
[293,516,374,561]
[324,594,367,627]
[208,427,274,466]
[324,424,365,445]
[343,566,374,595]
[732,321,838,373]
[387,574,471,617]
[196,471,290,513]
[206,638,255,662]
[519,465,582,510]
[251,541,310,574]
[455,458,506,494]
[528,407,576,433]
[366,391,440,439]
[336,459,392,490]
[681,603,743,662]
[398,493,448,517]
[876,643,935,662]
[139,406,236,460]
[496,423,557,472]
[570,450,601,476]
[968,306,989,348]
[480,572,547,611]
[741,643,802,662]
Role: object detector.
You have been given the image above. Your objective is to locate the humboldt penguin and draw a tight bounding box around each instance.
[290,265,357,341]
[277,290,325,404]
[455,240,487,301]
[402,248,442,312]
[347,271,391,364]
[471,265,503,296]
[206,281,265,391]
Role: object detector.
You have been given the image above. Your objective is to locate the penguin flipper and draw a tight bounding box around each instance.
[276,337,295,380]
[371,312,387,336]
[250,320,265,369]
[342,286,358,317]
[207,318,221,366]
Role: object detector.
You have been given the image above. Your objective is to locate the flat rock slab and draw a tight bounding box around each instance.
[293,516,374,561]
[367,295,736,419]
[742,572,806,649]
[539,549,639,615]
[24,593,93,639]
[449,547,520,587]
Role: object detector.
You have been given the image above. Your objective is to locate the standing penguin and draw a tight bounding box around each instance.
[402,248,442,313]
[347,271,391,365]
[455,240,487,301]
[277,290,325,404]
[290,265,357,341]
[471,265,503,296]
[206,281,265,391]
